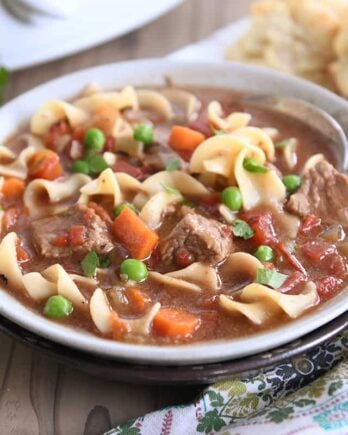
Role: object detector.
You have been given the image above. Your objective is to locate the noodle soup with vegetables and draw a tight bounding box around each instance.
[0,85,346,345]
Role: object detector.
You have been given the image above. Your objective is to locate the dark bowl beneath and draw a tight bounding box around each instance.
[0,312,346,385]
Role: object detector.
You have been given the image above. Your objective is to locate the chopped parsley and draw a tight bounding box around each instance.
[256,268,288,289]
[232,219,254,240]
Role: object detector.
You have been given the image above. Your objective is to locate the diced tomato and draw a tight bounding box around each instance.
[44,120,71,150]
[278,271,306,293]
[51,234,69,247]
[301,240,336,262]
[299,215,321,235]
[325,254,347,278]
[315,276,343,301]
[87,202,112,225]
[72,126,85,141]
[247,213,278,246]
[147,247,160,269]
[199,192,221,206]
[113,159,143,179]
[3,206,21,232]
[109,312,130,340]
[276,242,306,274]
[104,136,115,152]
[188,117,213,138]
[28,150,62,180]
[68,225,87,246]
[175,247,194,268]
[177,150,194,162]
[16,245,30,263]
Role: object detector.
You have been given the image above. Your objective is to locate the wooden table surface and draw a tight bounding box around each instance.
[2,1,253,434]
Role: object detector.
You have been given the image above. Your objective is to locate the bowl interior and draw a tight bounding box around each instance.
[0,59,347,365]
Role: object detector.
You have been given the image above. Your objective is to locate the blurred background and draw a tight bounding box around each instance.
[3,0,253,99]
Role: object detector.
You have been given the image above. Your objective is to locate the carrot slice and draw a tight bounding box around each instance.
[112,207,159,259]
[126,288,150,313]
[28,150,62,180]
[109,311,130,339]
[2,178,25,199]
[153,308,200,338]
[168,125,205,152]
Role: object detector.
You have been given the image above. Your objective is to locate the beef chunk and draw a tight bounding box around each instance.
[32,204,113,258]
[286,160,348,226]
[160,213,233,265]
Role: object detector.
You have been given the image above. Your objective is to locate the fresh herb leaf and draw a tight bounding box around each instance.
[243,158,268,173]
[256,268,288,289]
[81,251,100,277]
[213,129,226,136]
[161,183,181,196]
[0,68,9,106]
[99,255,111,269]
[165,159,182,171]
[232,219,254,240]
[181,200,196,208]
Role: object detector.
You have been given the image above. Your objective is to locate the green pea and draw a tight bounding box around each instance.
[44,295,73,318]
[282,175,301,193]
[254,245,274,262]
[114,203,139,217]
[120,259,148,282]
[84,128,105,151]
[133,124,154,145]
[221,186,243,211]
[87,155,109,174]
[243,158,268,173]
[71,160,90,174]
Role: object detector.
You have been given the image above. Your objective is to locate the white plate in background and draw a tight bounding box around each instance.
[1,0,182,71]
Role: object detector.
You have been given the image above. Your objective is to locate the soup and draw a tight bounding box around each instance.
[0,85,346,345]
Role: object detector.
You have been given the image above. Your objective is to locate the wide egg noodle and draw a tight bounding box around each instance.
[0,232,25,291]
[79,168,121,207]
[166,262,220,292]
[24,174,91,218]
[207,101,251,131]
[149,271,202,293]
[219,282,319,325]
[42,264,88,308]
[133,170,209,208]
[90,287,113,334]
[0,135,44,179]
[161,89,200,120]
[22,272,57,300]
[234,148,286,210]
[219,295,269,324]
[31,101,89,135]
[136,89,173,121]
[90,287,161,336]
[139,191,183,229]
[73,86,138,113]
[220,252,264,282]
[233,126,275,161]
[189,134,266,183]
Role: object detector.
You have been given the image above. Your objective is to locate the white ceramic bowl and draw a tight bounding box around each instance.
[0,59,347,365]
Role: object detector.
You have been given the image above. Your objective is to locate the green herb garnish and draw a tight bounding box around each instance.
[232,219,254,240]
[256,268,288,289]
[81,251,100,277]
[165,159,182,171]
[161,183,181,196]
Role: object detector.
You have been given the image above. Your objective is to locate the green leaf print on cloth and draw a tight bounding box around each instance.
[106,332,348,435]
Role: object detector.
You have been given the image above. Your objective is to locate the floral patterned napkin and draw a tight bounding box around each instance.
[106,331,347,435]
